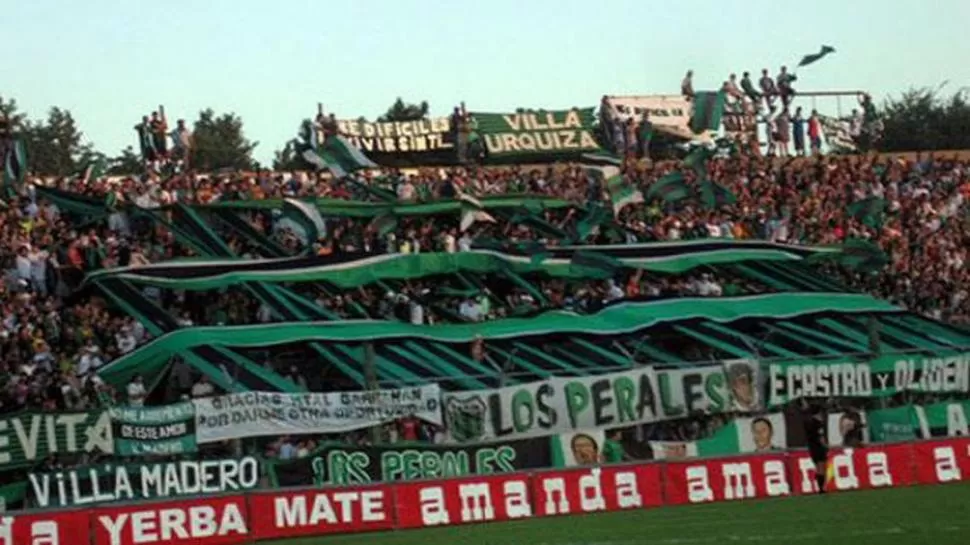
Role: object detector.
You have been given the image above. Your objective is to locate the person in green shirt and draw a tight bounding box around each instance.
[602,430,626,463]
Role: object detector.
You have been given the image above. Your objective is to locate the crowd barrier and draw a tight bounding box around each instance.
[4,436,969,545]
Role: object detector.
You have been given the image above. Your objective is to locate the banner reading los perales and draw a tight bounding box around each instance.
[193,385,442,443]
[443,363,753,443]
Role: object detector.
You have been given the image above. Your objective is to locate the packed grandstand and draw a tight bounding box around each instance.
[0,74,968,545]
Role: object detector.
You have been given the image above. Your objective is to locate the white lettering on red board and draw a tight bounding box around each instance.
[98,503,246,545]
[273,490,387,528]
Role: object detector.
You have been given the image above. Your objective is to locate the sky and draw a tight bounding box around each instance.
[3,0,969,164]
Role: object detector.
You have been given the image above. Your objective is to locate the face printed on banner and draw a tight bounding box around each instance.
[736,414,786,452]
[726,361,758,411]
[828,410,867,447]
[751,418,775,451]
[571,434,600,465]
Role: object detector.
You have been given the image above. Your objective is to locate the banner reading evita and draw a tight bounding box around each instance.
[444,362,757,442]
[0,412,113,470]
[766,352,970,405]
[337,117,454,165]
[470,108,601,160]
[193,385,442,443]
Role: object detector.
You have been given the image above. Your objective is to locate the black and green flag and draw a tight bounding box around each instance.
[846,196,885,227]
[2,138,27,185]
[646,172,690,203]
[798,45,836,67]
[569,250,622,279]
[690,92,726,134]
[698,179,737,209]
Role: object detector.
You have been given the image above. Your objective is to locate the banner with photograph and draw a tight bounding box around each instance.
[337,117,455,165]
[194,386,442,443]
[443,364,747,443]
[470,108,601,161]
[648,413,788,461]
[27,457,260,508]
[109,402,197,456]
[269,438,551,487]
[765,351,970,405]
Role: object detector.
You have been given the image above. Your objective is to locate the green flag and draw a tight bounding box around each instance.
[606,174,643,216]
[646,172,690,203]
[283,198,327,243]
[569,250,622,279]
[835,238,889,273]
[302,135,377,178]
[684,146,716,177]
[698,179,736,209]
[80,156,109,185]
[690,92,726,134]
[2,138,27,186]
[846,196,885,226]
[369,213,398,236]
[798,45,836,67]
[576,203,612,239]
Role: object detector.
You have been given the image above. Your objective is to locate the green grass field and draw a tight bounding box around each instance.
[263,483,970,545]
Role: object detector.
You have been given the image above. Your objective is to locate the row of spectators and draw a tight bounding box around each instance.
[3,151,969,414]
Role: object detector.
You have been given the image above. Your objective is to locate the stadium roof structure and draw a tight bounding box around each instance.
[88,240,970,395]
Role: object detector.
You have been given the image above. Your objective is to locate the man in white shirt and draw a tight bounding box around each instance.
[191,376,215,398]
[127,375,147,406]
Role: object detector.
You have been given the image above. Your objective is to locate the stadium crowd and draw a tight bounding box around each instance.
[1,103,969,485]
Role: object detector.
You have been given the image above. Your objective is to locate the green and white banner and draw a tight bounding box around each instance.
[193,386,442,443]
[0,412,113,470]
[766,352,970,405]
[868,401,970,441]
[27,456,260,508]
[109,402,197,456]
[443,362,756,442]
[470,108,601,160]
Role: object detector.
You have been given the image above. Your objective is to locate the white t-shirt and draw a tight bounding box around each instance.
[127,381,147,406]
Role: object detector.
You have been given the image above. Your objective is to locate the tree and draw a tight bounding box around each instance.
[378,98,430,122]
[877,87,970,152]
[23,107,93,176]
[0,95,28,131]
[272,140,310,171]
[109,146,144,175]
[189,109,258,171]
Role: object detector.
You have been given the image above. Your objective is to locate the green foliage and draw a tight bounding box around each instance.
[378,98,430,122]
[272,140,311,171]
[2,97,94,177]
[109,146,144,175]
[877,87,970,152]
[189,108,258,171]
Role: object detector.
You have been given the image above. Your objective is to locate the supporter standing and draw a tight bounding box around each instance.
[792,107,806,155]
[808,110,822,155]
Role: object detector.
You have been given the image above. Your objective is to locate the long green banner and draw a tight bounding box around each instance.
[97,293,900,387]
[85,246,818,291]
[471,108,602,160]
[443,361,758,442]
[766,352,970,405]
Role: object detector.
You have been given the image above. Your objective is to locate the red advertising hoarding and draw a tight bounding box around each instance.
[12,437,970,545]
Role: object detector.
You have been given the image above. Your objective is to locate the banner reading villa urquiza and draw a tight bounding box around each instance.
[337,117,454,165]
[443,363,755,442]
[109,402,197,456]
[193,385,442,443]
[766,352,970,405]
[471,108,601,160]
[27,457,260,508]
